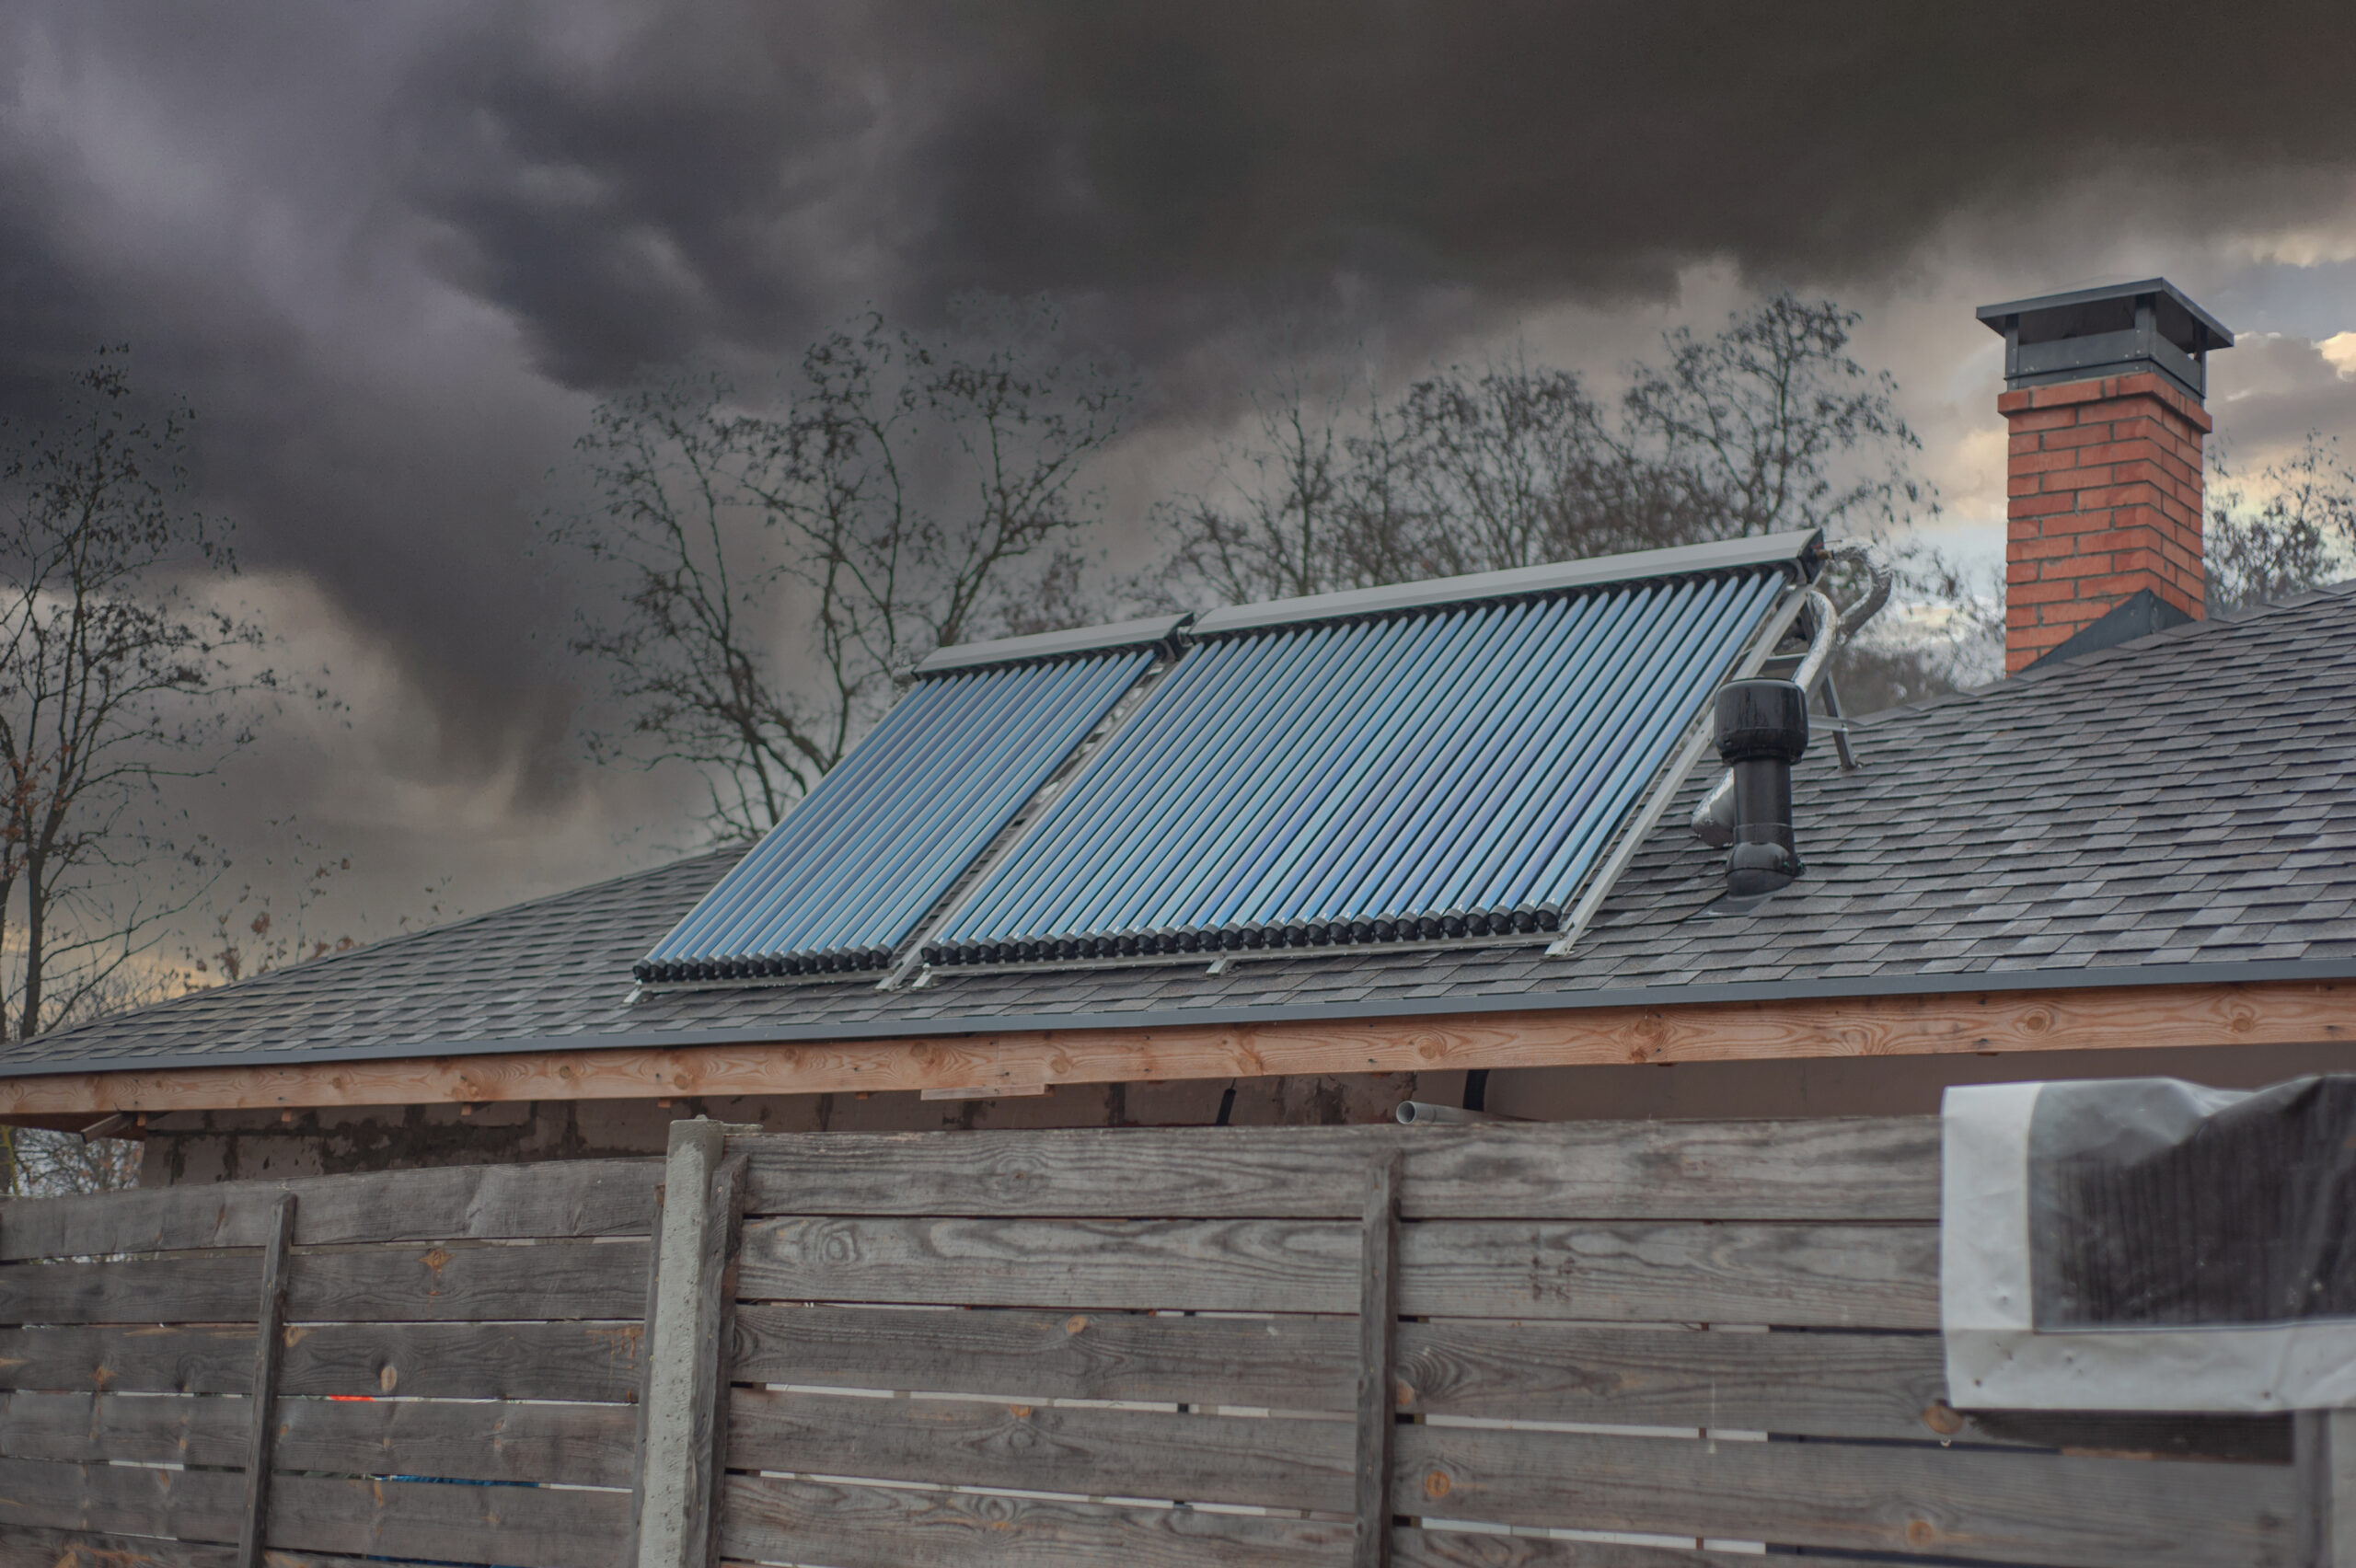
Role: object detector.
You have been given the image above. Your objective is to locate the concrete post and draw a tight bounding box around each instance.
[634,1118,752,1568]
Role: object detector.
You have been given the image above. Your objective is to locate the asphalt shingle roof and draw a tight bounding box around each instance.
[10,581,2356,1076]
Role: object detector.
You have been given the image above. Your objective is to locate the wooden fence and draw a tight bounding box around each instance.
[0,1159,658,1568]
[0,1116,2327,1568]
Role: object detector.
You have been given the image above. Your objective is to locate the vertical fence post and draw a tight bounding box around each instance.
[2299,1409,2356,1567]
[627,1177,667,1544]
[1354,1150,1402,1568]
[236,1192,297,1568]
[635,1120,754,1568]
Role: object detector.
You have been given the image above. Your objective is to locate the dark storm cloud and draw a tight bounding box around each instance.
[385,3,2356,386]
[4,0,2355,855]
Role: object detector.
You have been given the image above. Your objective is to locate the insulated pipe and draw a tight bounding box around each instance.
[1394,1101,1529,1125]
[1692,568,1877,847]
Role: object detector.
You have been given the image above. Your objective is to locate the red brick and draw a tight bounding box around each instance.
[2108,502,2172,534]
[2034,512,2111,538]
[2111,371,2213,432]
[2011,578,2077,606]
[2040,422,2113,451]
[2009,491,2079,520]
[2079,483,2168,514]
[2080,570,2168,600]
[2084,526,2165,556]
[2043,465,2117,493]
[2010,445,2083,476]
[2041,552,2119,581]
[1996,388,2034,415]
[2108,548,2165,580]
[2004,404,2080,433]
[2085,440,2165,469]
[2015,532,2080,561]
[2030,379,2109,409]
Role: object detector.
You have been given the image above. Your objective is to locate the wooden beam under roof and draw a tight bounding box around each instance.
[0,977,2350,1118]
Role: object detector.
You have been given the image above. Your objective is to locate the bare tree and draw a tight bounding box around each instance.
[1622,294,1928,541]
[0,1124,141,1196]
[1154,367,1387,604]
[1148,294,1934,614]
[548,300,1134,842]
[2207,432,2356,613]
[0,348,283,1043]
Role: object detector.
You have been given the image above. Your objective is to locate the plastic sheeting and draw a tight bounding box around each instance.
[925,564,1788,964]
[1944,1076,2356,1412]
[636,648,1152,980]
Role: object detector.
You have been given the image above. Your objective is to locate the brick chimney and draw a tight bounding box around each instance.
[1978,281,2234,674]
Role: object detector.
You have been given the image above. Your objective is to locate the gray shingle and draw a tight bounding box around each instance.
[9,582,2356,1077]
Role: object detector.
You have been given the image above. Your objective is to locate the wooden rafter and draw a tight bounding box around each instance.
[0,977,2349,1118]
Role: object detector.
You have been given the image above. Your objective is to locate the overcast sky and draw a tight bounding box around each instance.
[6,2,2356,941]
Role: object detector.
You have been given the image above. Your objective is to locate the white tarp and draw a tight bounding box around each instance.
[1944,1075,2356,1412]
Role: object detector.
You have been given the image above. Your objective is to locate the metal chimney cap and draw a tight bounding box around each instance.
[1975,278,2234,352]
[1976,279,2234,401]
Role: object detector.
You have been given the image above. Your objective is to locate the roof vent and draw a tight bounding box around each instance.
[1715,678,1808,900]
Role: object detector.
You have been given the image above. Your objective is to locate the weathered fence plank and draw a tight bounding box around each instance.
[1397,1320,2290,1456]
[0,1389,248,1466]
[237,1193,295,1568]
[719,1471,1352,1568]
[728,1384,1354,1510]
[0,1388,635,1487]
[0,1319,645,1401]
[277,1318,646,1401]
[0,1525,237,1568]
[1393,1422,2297,1567]
[1356,1151,1402,1568]
[738,1214,1357,1311]
[1397,1221,1940,1328]
[0,1323,254,1393]
[0,1253,260,1324]
[696,1152,749,1568]
[0,1454,242,1542]
[736,1118,1940,1222]
[734,1216,1937,1327]
[0,1158,660,1260]
[1392,1535,1925,1568]
[731,1299,1355,1409]
[263,1471,630,1568]
[2297,1408,2356,1568]
[1,1237,649,1324]
[272,1395,639,1489]
[725,1303,2280,1456]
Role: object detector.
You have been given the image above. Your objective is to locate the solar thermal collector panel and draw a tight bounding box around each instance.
[924,560,1791,964]
[637,532,1815,986]
[634,643,1157,981]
